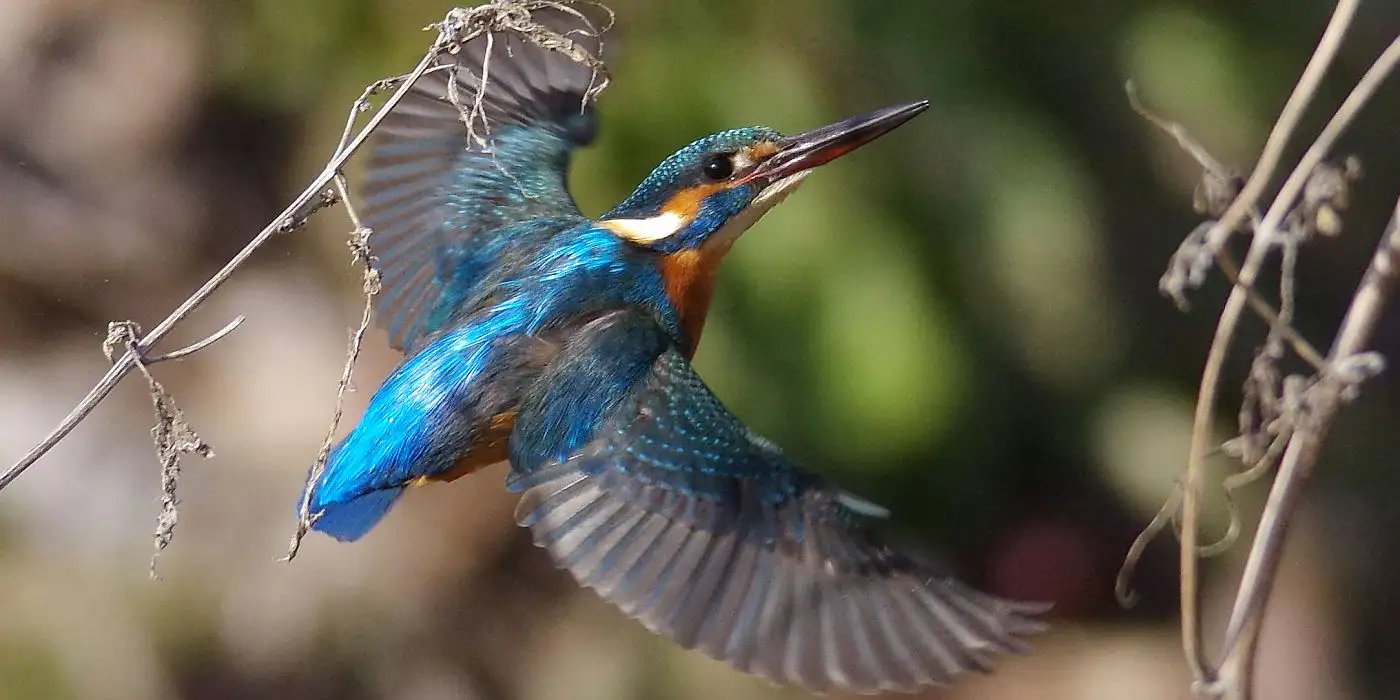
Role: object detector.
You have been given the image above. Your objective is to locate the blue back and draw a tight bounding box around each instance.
[307,216,683,540]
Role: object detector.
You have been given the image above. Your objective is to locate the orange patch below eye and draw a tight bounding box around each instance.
[661,182,726,219]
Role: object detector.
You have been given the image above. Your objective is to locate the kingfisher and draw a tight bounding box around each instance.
[302,5,1046,693]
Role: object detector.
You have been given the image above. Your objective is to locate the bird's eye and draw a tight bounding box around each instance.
[702,153,734,181]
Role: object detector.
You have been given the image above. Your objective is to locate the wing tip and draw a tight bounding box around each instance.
[514,466,1052,695]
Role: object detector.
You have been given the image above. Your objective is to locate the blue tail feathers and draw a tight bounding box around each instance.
[308,487,406,542]
[297,322,510,542]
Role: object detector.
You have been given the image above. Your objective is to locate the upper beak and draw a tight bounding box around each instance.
[745,100,929,183]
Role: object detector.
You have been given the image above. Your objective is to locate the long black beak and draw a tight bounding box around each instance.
[746,100,929,183]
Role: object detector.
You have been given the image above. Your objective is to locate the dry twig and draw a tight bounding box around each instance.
[101,320,238,578]
[1172,0,1360,680]
[1120,1,1400,697]
[282,0,610,559]
[282,170,379,560]
[0,1,611,564]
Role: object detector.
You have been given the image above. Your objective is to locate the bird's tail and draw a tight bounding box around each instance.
[294,323,529,542]
[306,485,406,542]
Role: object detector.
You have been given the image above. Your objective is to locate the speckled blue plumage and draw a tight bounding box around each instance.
[505,308,812,507]
[307,218,679,538]
[301,5,1045,694]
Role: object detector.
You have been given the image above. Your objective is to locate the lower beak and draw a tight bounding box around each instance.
[746,100,929,183]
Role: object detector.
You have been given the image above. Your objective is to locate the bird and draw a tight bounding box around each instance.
[302,4,1048,694]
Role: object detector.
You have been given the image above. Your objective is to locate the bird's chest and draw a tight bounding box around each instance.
[659,241,732,357]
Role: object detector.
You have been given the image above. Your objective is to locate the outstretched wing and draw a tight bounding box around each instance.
[507,310,1048,694]
[360,4,607,352]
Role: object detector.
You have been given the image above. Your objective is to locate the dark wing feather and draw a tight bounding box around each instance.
[508,310,1048,694]
[360,4,606,352]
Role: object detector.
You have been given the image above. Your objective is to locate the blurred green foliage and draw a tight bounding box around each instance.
[9,0,1400,698]
[214,0,1400,568]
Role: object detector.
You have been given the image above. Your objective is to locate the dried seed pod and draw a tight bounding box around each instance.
[1303,155,1363,237]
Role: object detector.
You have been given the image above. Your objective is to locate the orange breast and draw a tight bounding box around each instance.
[660,243,730,357]
[415,410,517,485]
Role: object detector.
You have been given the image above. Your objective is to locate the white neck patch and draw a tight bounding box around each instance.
[600,170,811,247]
[600,211,689,244]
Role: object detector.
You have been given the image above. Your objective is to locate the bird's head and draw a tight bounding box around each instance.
[600,100,930,253]
[599,100,928,353]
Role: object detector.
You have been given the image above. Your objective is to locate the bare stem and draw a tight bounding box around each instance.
[1202,31,1400,700]
[283,171,380,561]
[144,316,247,363]
[1218,197,1400,700]
[1177,0,1359,683]
[1221,31,1400,651]
[1,0,611,497]
[0,30,448,493]
[1258,35,1400,238]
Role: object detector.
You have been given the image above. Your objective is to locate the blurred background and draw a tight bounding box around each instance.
[2,0,1400,698]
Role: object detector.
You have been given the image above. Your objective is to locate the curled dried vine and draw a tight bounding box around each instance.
[1117,2,1400,697]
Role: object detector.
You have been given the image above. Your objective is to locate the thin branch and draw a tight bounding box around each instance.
[1127,80,1233,177]
[1198,428,1294,559]
[1214,24,1400,661]
[0,20,448,493]
[101,321,220,578]
[1129,83,1328,369]
[1212,251,1328,371]
[1187,0,1359,271]
[2,0,612,500]
[1130,13,1400,697]
[279,30,413,562]
[281,78,394,559]
[1216,196,1400,700]
[1257,34,1400,239]
[283,171,379,561]
[1173,0,1359,683]
[1117,485,1181,607]
[144,316,247,363]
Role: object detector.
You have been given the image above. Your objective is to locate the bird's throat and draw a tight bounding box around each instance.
[658,172,809,355]
[661,241,731,357]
